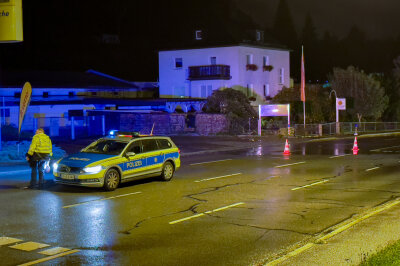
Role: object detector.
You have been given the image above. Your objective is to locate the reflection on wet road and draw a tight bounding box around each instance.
[0,136,400,265]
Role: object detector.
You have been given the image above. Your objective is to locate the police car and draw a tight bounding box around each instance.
[53,131,180,191]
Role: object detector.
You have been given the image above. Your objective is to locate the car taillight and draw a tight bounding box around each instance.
[178,149,180,155]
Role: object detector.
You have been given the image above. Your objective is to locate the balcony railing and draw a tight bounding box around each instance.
[188,65,231,80]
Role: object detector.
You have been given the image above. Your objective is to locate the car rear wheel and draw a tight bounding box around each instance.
[160,161,174,181]
[103,168,120,191]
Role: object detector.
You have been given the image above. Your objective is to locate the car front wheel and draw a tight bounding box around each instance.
[103,168,120,191]
[160,161,174,181]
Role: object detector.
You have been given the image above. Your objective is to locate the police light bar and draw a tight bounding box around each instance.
[108,130,140,138]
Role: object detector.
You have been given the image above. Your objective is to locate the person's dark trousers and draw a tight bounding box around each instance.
[30,160,46,188]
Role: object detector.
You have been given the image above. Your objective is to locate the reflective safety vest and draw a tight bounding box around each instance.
[28,133,53,156]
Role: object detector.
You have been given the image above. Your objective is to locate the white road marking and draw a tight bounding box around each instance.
[194,173,242,183]
[169,202,245,225]
[18,249,80,266]
[0,237,22,246]
[190,159,232,166]
[329,154,351,159]
[63,191,142,209]
[265,198,400,265]
[10,241,49,251]
[275,162,306,168]
[370,145,400,152]
[291,180,330,191]
[39,247,71,256]
[366,167,380,172]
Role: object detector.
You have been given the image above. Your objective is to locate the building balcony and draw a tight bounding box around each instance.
[188,65,231,81]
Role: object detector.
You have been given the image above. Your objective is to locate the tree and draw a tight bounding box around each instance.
[272,85,333,124]
[204,88,257,134]
[272,0,298,49]
[329,66,389,121]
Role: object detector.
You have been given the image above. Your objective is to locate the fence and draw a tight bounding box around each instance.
[293,122,400,137]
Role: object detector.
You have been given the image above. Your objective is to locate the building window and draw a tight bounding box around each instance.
[263,56,269,66]
[91,92,97,96]
[247,84,254,97]
[210,56,217,65]
[207,85,213,97]
[175,58,183,68]
[195,30,202,40]
[43,92,49,98]
[279,68,284,84]
[256,31,261,41]
[68,91,75,97]
[14,92,21,98]
[246,54,253,65]
[201,85,207,98]
[264,84,270,97]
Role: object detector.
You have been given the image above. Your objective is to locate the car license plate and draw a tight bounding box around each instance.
[61,174,75,180]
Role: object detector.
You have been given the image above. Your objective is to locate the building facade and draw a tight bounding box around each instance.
[159,44,290,106]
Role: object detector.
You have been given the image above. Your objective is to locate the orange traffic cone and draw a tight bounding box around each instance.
[352,136,359,155]
[283,139,291,155]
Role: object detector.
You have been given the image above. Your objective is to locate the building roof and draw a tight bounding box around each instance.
[0,69,141,89]
[159,42,291,52]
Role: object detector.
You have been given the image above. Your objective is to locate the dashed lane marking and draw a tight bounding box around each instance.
[0,237,22,246]
[190,159,233,166]
[329,154,351,159]
[169,202,245,225]
[39,247,71,256]
[370,145,400,152]
[291,179,330,191]
[62,191,142,208]
[10,242,50,251]
[18,249,80,266]
[274,162,306,168]
[366,167,380,172]
[194,173,242,183]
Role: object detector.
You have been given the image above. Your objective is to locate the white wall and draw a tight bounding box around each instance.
[159,45,290,103]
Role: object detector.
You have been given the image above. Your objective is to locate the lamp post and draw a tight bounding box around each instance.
[329,90,340,134]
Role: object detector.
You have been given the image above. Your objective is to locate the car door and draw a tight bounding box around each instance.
[142,139,164,174]
[121,140,147,179]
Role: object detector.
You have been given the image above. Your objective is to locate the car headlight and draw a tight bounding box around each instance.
[83,165,103,174]
[53,162,59,171]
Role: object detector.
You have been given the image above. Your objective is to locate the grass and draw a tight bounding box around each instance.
[360,240,400,265]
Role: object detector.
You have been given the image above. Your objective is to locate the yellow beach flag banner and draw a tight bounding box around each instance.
[18,82,32,135]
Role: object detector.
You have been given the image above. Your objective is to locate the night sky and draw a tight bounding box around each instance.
[0,0,399,82]
[237,0,400,39]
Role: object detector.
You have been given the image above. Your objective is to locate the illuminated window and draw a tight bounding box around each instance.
[175,58,183,68]
[195,30,202,40]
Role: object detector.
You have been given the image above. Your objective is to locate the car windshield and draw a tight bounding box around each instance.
[82,139,127,155]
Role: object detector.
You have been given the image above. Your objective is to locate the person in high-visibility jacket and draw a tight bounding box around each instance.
[25,128,53,189]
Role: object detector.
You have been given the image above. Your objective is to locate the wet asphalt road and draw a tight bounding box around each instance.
[1,136,400,265]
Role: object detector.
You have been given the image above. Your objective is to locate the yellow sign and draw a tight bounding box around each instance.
[18,82,32,135]
[0,0,23,42]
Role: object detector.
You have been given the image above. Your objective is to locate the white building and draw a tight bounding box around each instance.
[159,44,290,106]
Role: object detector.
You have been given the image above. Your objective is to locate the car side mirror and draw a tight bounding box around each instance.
[126,152,136,157]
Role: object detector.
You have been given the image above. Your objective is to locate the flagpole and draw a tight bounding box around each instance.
[301,45,306,129]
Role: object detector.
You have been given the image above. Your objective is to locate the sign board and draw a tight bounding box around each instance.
[259,104,289,117]
[18,82,32,135]
[0,0,23,42]
[258,104,290,136]
[336,98,346,110]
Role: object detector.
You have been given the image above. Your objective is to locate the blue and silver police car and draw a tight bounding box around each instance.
[53,131,180,191]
